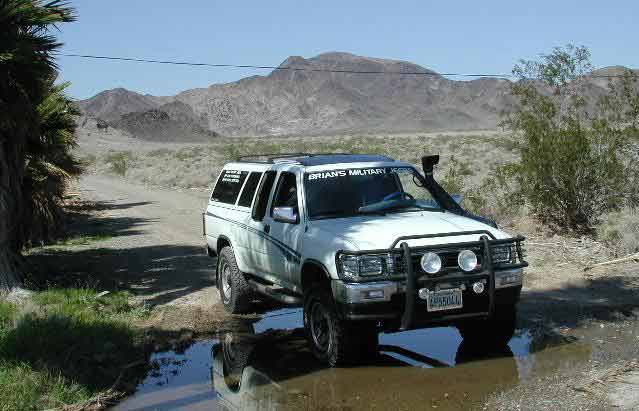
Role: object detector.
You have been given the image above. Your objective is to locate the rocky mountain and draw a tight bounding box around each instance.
[76,52,634,139]
[112,101,217,142]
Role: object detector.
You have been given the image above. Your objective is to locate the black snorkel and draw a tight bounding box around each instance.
[420,155,498,228]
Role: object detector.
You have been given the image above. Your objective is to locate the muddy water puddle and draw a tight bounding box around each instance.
[116,309,592,410]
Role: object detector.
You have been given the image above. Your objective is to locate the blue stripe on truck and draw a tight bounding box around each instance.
[205,211,301,264]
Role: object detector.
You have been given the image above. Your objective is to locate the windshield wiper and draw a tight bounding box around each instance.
[311,210,356,220]
[358,198,416,214]
[387,204,443,213]
[312,209,385,220]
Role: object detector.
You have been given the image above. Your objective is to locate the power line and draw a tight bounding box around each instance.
[58,53,633,79]
[59,53,513,79]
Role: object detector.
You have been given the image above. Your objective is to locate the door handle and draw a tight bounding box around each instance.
[264,224,270,234]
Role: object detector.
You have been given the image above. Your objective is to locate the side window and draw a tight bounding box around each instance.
[271,172,299,214]
[252,171,277,221]
[211,170,248,204]
[237,172,263,207]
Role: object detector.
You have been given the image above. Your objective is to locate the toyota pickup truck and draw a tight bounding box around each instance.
[203,153,528,366]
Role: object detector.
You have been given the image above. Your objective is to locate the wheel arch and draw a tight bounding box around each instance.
[217,235,232,254]
[301,259,331,294]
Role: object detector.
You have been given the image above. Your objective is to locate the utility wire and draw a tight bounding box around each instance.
[58,53,632,79]
[59,53,513,78]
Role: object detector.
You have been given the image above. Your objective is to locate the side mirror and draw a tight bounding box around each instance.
[273,206,298,224]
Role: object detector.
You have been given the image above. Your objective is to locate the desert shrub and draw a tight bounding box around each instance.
[104,151,134,176]
[467,165,525,223]
[597,208,639,256]
[78,154,96,168]
[503,45,639,232]
[147,148,171,157]
[439,156,467,195]
[439,158,524,224]
[220,144,242,162]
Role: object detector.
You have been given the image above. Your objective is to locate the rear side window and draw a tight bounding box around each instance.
[237,172,263,207]
[211,170,248,204]
[252,171,277,221]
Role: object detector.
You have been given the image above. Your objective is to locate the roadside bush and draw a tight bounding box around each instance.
[597,208,639,256]
[220,144,243,162]
[503,45,639,232]
[466,165,525,224]
[439,156,468,195]
[105,151,134,177]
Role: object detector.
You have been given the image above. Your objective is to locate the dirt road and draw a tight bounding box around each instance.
[73,174,222,325]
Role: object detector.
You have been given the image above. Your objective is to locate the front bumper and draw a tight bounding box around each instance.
[333,271,522,327]
[333,231,528,330]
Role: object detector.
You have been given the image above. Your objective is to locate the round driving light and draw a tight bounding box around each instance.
[472,281,485,294]
[420,252,442,274]
[458,250,478,272]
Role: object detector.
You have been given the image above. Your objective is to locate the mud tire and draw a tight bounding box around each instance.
[218,246,252,314]
[303,286,378,367]
[457,304,516,345]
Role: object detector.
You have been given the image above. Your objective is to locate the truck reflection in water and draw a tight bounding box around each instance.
[212,325,519,410]
[116,309,590,410]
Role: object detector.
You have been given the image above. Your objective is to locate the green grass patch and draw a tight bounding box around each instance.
[0,289,149,410]
[0,300,16,328]
[0,362,91,411]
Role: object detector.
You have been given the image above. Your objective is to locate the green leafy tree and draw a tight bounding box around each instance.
[503,45,639,232]
[0,0,75,290]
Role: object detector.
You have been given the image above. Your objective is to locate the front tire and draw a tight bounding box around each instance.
[217,246,252,314]
[303,286,378,367]
[457,304,516,345]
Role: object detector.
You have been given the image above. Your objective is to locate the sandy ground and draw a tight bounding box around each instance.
[36,173,639,409]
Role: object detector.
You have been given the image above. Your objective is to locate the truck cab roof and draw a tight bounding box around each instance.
[226,153,410,172]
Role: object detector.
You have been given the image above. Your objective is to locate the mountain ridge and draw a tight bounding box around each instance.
[77,52,635,140]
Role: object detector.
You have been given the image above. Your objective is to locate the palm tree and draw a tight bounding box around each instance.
[22,80,81,246]
[0,0,75,291]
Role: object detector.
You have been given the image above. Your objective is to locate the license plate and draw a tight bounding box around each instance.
[426,289,463,312]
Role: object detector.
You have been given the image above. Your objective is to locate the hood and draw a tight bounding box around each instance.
[311,211,511,250]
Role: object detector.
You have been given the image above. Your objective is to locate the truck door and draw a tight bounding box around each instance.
[262,171,303,288]
[246,170,277,275]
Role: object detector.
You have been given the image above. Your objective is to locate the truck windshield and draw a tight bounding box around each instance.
[304,166,442,220]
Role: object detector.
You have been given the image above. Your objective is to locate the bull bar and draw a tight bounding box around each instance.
[336,230,528,330]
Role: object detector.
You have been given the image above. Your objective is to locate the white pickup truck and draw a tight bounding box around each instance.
[203,153,528,366]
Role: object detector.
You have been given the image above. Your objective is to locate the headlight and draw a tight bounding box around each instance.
[458,249,478,272]
[340,255,360,280]
[338,254,393,280]
[359,256,384,276]
[420,252,442,274]
[491,245,513,263]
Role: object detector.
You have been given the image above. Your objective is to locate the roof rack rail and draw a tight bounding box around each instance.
[237,152,355,164]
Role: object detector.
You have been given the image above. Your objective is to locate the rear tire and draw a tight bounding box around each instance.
[303,286,378,367]
[218,246,252,314]
[457,304,516,345]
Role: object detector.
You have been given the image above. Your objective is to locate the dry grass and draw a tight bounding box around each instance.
[86,133,518,194]
[597,207,639,257]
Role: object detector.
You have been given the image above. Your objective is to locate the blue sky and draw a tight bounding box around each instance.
[57,0,639,99]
